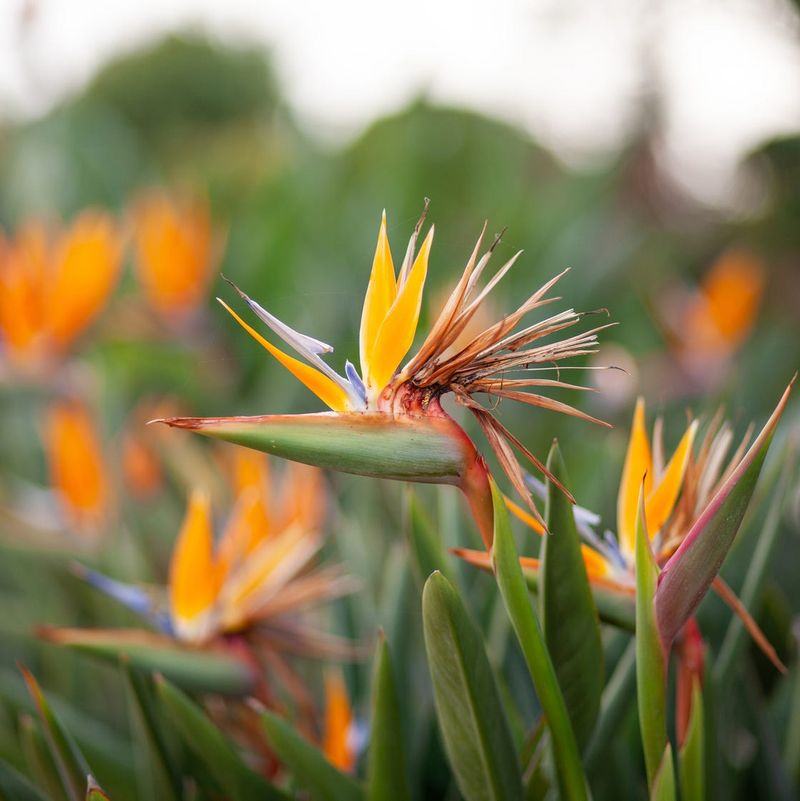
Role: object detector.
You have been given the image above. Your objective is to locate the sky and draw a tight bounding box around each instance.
[1,0,799,208]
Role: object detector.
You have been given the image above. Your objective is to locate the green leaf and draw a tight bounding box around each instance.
[540,443,603,750]
[634,492,667,788]
[651,745,676,801]
[122,667,181,801]
[656,379,793,646]
[39,627,256,696]
[154,675,287,801]
[366,634,411,801]
[18,713,64,800]
[678,680,705,801]
[421,571,523,801]
[0,758,51,801]
[259,708,363,801]
[489,481,588,801]
[406,489,452,585]
[85,776,110,800]
[584,636,636,774]
[21,666,91,801]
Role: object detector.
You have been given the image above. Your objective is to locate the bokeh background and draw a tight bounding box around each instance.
[0,1,799,799]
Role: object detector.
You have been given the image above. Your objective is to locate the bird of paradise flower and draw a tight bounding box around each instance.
[42,456,357,699]
[159,205,612,546]
[454,384,794,671]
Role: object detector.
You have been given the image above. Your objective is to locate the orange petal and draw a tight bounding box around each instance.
[169,491,219,642]
[44,400,109,532]
[215,489,269,587]
[323,670,355,772]
[132,192,213,318]
[219,299,350,412]
[580,544,614,580]
[122,429,162,499]
[0,223,48,363]
[645,420,698,536]
[47,211,122,352]
[219,526,318,629]
[359,211,397,382]
[505,494,545,535]
[368,226,433,392]
[617,397,652,560]
[686,249,764,353]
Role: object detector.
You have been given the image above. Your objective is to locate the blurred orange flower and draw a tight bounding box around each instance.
[661,248,765,374]
[0,212,123,369]
[44,399,110,534]
[322,670,356,772]
[131,190,216,321]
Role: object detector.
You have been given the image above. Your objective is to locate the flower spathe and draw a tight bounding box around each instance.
[161,207,611,545]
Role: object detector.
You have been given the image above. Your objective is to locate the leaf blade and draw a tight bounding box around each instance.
[540,443,603,750]
[422,571,523,801]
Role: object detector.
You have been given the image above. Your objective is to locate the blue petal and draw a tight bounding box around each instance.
[345,361,368,405]
[74,564,173,634]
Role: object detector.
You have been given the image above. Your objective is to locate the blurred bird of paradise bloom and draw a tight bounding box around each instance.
[0,212,122,371]
[454,381,794,670]
[659,248,765,385]
[131,190,217,321]
[323,670,357,773]
[67,454,353,655]
[161,206,612,546]
[44,399,111,535]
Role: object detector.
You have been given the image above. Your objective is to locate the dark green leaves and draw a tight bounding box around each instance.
[259,708,363,801]
[39,626,257,696]
[366,634,411,801]
[490,479,589,801]
[154,675,287,801]
[540,442,603,750]
[422,571,523,801]
[634,492,667,788]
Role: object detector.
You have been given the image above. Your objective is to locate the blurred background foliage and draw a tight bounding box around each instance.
[0,31,798,800]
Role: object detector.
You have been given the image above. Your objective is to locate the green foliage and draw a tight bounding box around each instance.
[155,676,287,801]
[422,571,523,801]
[678,681,705,801]
[491,478,589,799]
[260,709,362,801]
[366,635,411,801]
[635,494,667,788]
[540,442,604,750]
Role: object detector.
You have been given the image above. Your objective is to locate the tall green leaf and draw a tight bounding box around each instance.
[406,489,452,585]
[154,675,287,801]
[489,481,588,801]
[634,492,667,788]
[21,666,91,801]
[39,627,256,696]
[123,667,181,801]
[678,679,705,801]
[366,634,411,801]
[85,776,110,800]
[0,758,50,801]
[421,571,523,801]
[651,745,676,801]
[259,708,363,801]
[540,443,603,750]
